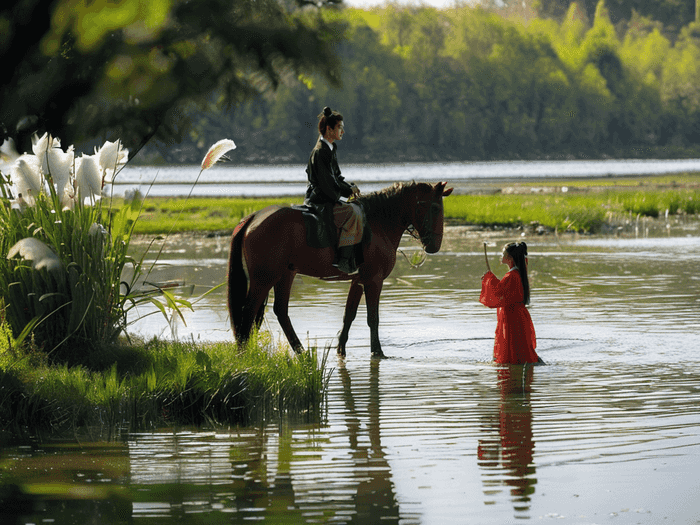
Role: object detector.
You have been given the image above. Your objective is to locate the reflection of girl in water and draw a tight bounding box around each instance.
[480,242,541,364]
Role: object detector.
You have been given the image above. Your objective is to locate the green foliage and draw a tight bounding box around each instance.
[0,0,345,156]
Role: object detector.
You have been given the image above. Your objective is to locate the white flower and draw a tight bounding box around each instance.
[31,132,62,176]
[46,145,74,196]
[96,139,128,184]
[201,139,236,170]
[7,237,62,272]
[10,154,42,205]
[0,137,20,175]
[75,154,102,202]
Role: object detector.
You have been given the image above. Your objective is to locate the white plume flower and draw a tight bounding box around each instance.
[31,132,62,175]
[0,137,20,175]
[7,237,62,272]
[75,154,102,202]
[47,145,74,196]
[10,154,42,205]
[96,139,129,184]
[201,139,236,170]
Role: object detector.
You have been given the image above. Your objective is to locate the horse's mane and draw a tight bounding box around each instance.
[356,181,419,221]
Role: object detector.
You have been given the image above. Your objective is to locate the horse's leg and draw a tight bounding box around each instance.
[273,271,303,354]
[337,280,364,357]
[364,280,385,358]
[239,279,272,348]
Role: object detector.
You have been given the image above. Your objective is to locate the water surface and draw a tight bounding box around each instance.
[3,226,700,524]
[111,158,700,197]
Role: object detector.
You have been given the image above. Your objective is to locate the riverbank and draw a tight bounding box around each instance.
[126,174,700,235]
[0,333,330,440]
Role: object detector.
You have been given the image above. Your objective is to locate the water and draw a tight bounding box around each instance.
[111,158,700,197]
[3,225,700,524]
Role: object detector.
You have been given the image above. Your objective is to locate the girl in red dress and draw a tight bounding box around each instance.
[480,242,542,364]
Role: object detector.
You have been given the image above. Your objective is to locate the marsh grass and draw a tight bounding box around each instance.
[133,197,295,233]
[121,182,699,236]
[444,188,700,232]
[0,331,331,437]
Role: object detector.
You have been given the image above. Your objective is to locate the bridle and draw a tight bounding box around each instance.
[407,197,443,248]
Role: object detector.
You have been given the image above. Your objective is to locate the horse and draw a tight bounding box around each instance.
[227,181,453,358]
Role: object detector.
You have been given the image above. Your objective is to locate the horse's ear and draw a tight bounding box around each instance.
[441,183,453,197]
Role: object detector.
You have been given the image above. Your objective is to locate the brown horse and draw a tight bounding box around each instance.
[227,181,453,357]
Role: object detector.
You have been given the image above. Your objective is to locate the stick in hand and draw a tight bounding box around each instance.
[483,242,491,272]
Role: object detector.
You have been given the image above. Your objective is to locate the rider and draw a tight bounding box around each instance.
[304,106,363,274]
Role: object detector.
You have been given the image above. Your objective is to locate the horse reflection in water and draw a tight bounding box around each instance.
[227,182,453,357]
[478,365,537,517]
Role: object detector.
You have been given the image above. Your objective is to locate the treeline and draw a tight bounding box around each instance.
[142,1,700,165]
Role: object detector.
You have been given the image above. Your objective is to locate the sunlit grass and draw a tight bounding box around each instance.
[0,331,331,436]
[131,197,296,234]
[117,183,700,235]
[445,188,699,232]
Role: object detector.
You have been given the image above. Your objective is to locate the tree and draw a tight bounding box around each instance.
[534,0,695,34]
[0,0,345,157]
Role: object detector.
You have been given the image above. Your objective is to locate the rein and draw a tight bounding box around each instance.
[408,199,442,248]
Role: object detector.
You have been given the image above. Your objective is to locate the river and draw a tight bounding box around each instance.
[112,158,700,197]
[3,219,698,524]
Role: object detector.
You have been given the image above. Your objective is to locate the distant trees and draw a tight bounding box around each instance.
[534,0,695,33]
[177,1,700,165]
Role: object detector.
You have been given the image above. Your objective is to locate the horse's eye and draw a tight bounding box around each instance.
[430,203,441,213]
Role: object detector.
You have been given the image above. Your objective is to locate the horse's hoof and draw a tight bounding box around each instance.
[336,348,346,358]
[371,351,386,359]
[293,345,304,354]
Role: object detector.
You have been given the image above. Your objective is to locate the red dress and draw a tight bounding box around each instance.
[480,269,538,364]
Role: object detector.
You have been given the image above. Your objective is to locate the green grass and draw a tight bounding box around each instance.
[120,184,700,236]
[445,189,700,232]
[132,197,296,234]
[0,332,331,436]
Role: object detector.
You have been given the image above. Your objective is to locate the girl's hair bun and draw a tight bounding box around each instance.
[323,106,332,117]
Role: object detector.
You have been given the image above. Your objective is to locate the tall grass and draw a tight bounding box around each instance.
[0,190,140,360]
[0,136,193,362]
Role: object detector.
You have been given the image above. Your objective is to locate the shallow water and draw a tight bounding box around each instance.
[3,224,700,524]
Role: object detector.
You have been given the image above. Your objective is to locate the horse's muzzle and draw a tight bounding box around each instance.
[422,233,443,254]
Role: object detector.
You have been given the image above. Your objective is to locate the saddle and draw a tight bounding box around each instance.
[291,202,371,252]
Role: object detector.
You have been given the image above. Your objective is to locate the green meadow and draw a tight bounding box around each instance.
[127,176,700,235]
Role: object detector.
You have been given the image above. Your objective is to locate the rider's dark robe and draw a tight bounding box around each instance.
[304,138,355,205]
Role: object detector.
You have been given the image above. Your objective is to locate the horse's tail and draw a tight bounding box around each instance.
[228,214,254,342]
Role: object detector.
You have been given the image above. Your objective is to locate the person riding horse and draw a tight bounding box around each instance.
[304,107,363,274]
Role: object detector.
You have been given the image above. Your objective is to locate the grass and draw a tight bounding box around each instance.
[445,189,700,231]
[133,197,296,234]
[0,331,331,438]
[122,181,700,235]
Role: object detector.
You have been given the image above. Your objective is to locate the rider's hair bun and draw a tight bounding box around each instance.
[323,106,332,117]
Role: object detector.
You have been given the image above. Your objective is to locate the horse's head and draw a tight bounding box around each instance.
[410,182,453,253]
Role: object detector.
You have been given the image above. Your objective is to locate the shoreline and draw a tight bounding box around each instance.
[135,214,700,244]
